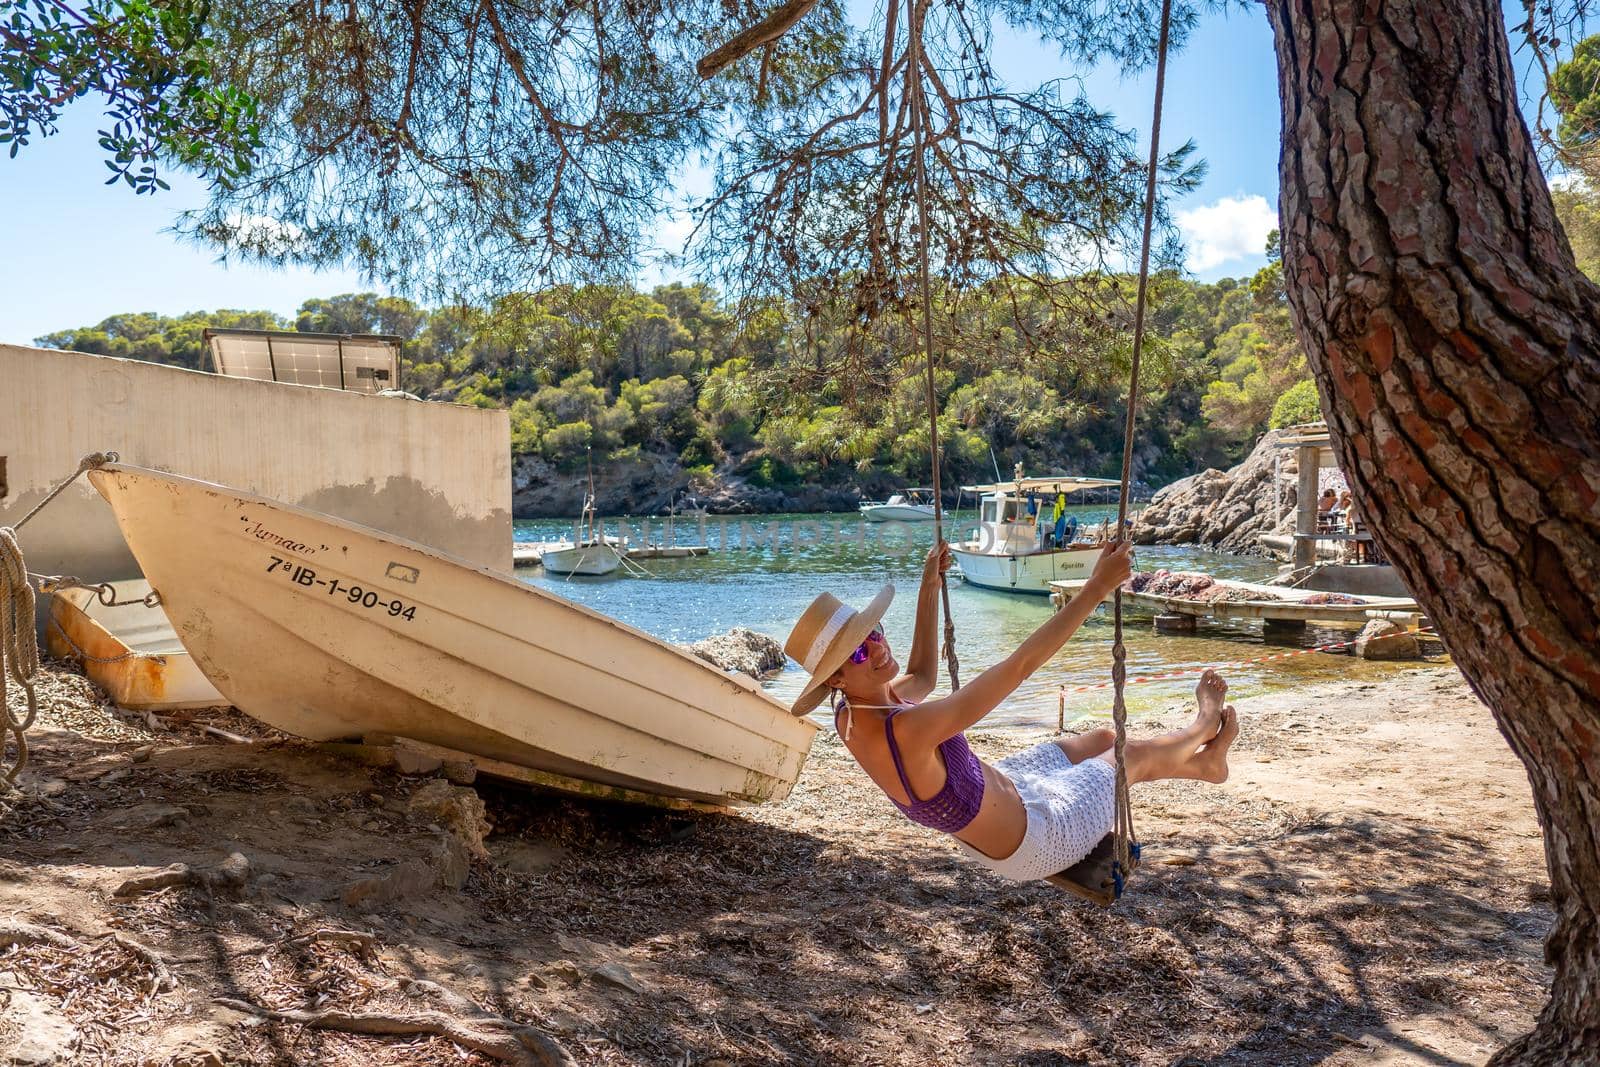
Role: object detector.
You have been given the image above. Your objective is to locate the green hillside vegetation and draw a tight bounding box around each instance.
[36,257,1315,493]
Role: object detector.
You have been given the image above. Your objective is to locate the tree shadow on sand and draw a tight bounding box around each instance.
[462,782,1551,1066]
[2,721,1551,1066]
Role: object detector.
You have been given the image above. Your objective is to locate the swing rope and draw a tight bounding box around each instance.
[906,0,960,691]
[1109,0,1175,883]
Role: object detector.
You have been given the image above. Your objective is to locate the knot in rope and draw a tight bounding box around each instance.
[13,451,119,533]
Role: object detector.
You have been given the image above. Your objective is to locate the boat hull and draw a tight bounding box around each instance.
[87,465,816,806]
[45,581,225,711]
[540,544,622,576]
[859,504,936,522]
[951,544,1101,594]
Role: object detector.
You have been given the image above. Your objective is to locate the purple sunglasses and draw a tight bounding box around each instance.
[849,627,885,664]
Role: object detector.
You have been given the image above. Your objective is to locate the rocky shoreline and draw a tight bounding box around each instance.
[511,452,890,519]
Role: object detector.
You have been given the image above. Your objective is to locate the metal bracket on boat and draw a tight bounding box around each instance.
[36,576,163,610]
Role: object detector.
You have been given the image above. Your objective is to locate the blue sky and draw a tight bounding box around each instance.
[1,6,1280,344]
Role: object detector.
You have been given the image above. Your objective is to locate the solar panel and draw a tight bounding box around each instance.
[204,329,401,394]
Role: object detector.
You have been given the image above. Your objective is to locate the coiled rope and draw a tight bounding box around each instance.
[1,528,40,788]
[0,451,119,789]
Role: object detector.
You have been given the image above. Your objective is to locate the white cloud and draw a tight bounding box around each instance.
[1176,194,1278,272]
[209,212,309,261]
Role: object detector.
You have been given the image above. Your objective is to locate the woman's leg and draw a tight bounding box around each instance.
[1095,669,1238,785]
[1054,727,1114,763]
[1107,705,1239,785]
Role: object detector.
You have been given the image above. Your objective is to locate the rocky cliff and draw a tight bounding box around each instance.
[1131,430,1298,555]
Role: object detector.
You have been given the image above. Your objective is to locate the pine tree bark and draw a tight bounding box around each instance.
[1264,1,1600,1060]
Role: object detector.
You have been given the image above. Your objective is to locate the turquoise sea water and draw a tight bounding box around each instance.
[513,506,1428,729]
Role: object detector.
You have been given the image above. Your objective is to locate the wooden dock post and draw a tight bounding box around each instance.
[1153,613,1196,634]
[1294,442,1320,572]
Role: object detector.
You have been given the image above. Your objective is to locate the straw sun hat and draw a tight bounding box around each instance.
[784,584,896,715]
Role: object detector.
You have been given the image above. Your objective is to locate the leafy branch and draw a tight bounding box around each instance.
[0,0,259,192]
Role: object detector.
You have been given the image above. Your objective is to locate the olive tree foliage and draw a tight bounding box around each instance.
[0,0,259,192]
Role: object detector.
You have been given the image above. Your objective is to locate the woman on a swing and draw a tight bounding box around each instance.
[785,540,1239,882]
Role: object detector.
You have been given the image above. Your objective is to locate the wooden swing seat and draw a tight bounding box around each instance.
[1046,833,1142,907]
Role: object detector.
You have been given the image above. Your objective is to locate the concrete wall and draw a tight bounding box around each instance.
[1,344,512,579]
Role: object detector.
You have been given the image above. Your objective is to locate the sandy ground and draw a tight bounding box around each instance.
[0,659,1551,1066]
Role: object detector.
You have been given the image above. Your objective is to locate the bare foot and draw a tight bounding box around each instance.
[1191,669,1228,743]
[1194,705,1239,784]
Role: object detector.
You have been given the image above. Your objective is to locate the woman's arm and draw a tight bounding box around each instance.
[894,541,1134,748]
[892,541,952,703]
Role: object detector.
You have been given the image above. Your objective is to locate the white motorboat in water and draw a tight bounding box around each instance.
[951,473,1122,595]
[87,463,818,807]
[859,489,938,522]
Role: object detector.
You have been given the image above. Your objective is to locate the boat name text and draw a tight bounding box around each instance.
[241,517,327,555]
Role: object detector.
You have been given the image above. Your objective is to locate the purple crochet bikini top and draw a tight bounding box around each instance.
[837,691,985,833]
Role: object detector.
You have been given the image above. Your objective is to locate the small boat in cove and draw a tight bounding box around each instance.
[951,473,1123,595]
[86,463,817,807]
[538,539,623,577]
[540,491,624,576]
[858,489,938,522]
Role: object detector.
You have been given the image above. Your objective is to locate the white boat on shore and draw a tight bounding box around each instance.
[87,463,818,807]
[859,489,937,522]
[951,474,1122,595]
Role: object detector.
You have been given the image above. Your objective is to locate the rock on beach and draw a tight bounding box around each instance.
[684,627,787,679]
[1132,430,1298,555]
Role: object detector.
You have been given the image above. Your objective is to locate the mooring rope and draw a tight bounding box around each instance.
[1,527,40,788]
[0,451,119,790]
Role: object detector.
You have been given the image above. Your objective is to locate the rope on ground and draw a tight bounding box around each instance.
[1,527,40,788]
[1,451,120,790]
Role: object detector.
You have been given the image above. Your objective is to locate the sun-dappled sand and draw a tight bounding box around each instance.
[1,661,1548,1065]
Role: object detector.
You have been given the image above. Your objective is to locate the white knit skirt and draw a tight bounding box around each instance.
[955,741,1117,882]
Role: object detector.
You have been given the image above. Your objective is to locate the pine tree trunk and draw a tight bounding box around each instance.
[1264,1,1600,1060]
